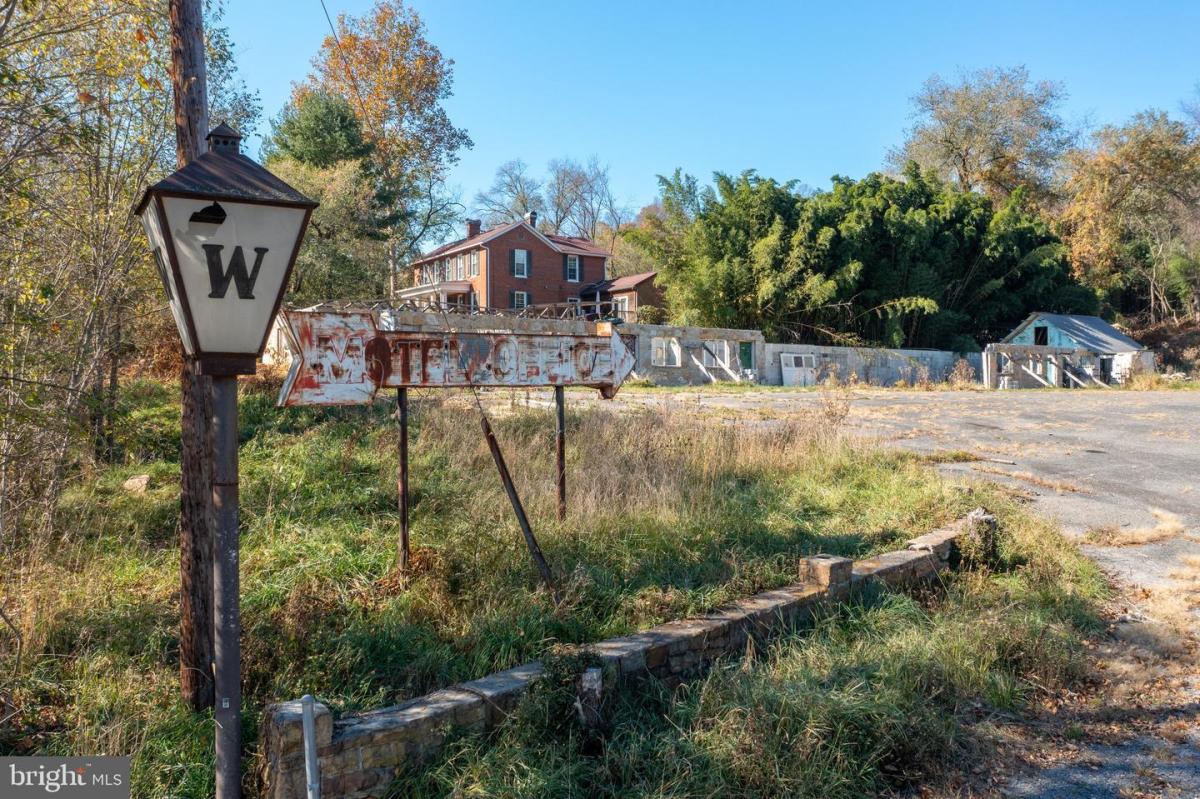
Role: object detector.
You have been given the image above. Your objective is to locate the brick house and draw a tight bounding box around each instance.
[401,212,611,311]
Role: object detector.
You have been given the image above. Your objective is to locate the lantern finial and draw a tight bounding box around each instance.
[206,123,242,155]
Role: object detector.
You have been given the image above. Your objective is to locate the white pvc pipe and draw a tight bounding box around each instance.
[301,694,320,799]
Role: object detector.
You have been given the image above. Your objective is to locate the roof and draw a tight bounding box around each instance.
[580,271,658,295]
[135,142,316,213]
[1003,313,1145,353]
[413,220,610,264]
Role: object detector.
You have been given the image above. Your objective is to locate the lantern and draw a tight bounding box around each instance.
[136,123,317,374]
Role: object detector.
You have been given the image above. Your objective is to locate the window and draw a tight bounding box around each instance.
[1034,325,1048,346]
[510,290,529,309]
[701,340,730,368]
[651,336,681,367]
[470,251,479,277]
[612,295,629,317]
[782,354,816,369]
[567,297,581,316]
[455,255,464,281]
[565,254,581,282]
[512,248,529,278]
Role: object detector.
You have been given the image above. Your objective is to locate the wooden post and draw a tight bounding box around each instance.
[554,386,566,521]
[397,387,409,573]
[170,0,214,713]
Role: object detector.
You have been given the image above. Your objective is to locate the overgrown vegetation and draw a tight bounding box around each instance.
[3,379,993,796]
[396,505,1106,799]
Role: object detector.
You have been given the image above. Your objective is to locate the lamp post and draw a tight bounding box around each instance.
[136,124,316,798]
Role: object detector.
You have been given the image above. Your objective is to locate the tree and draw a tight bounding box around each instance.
[265,92,371,167]
[620,169,702,280]
[304,0,471,285]
[569,157,621,239]
[270,157,388,303]
[641,166,1095,348]
[473,157,627,238]
[890,66,1074,204]
[543,158,583,234]
[264,92,386,302]
[1059,111,1200,323]
[473,159,544,227]
[0,0,257,549]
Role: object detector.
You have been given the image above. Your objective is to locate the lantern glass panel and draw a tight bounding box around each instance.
[160,196,307,356]
[141,202,195,354]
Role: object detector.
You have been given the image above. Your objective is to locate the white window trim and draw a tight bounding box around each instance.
[566,254,580,283]
[514,248,529,279]
[470,250,479,277]
[651,336,681,368]
[701,340,730,368]
[512,290,529,309]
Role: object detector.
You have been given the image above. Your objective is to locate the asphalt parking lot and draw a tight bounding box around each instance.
[605,387,1200,589]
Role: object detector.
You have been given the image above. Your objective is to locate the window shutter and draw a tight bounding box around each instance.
[527,250,532,276]
[509,249,516,277]
[509,289,515,308]
[563,254,568,280]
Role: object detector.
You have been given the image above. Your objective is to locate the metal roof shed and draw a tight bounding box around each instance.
[1002,313,1146,354]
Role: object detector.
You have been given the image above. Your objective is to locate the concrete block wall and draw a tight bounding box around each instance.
[620,322,766,386]
[261,517,973,798]
[763,343,982,387]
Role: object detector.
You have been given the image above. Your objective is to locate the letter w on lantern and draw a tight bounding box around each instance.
[202,244,268,299]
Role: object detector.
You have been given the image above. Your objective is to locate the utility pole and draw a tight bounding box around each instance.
[170,0,214,713]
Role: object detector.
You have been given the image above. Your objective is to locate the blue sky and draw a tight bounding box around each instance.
[225,0,1199,223]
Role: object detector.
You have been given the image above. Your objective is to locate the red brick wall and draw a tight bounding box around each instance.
[411,226,605,309]
[484,227,604,309]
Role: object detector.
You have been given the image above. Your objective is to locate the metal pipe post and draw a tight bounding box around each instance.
[397,387,409,573]
[480,416,558,600]
[211,375,241,799]
[554,386,566,521]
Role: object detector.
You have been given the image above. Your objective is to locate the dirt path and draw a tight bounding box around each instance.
[551,386,1200,797]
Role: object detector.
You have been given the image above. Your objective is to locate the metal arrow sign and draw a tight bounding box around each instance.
[277,310,637,406]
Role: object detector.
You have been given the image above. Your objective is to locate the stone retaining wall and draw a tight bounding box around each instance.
[261,517,973,798]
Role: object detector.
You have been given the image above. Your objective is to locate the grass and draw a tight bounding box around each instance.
[395,504,1106,798]
[0,377,1101,797]
[1119,372,1200,390]
[1085,509,1190,546]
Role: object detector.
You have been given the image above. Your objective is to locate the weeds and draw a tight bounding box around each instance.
[1085,509,1189,546]
[396,504,1105,798]
[0,377,987,796]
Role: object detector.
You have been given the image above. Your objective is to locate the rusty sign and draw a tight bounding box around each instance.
[277,310,637,406]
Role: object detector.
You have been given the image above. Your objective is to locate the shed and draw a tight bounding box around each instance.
[988,312,1155,387]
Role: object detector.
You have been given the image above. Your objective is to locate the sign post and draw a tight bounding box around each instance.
[555,385,566,521]
[137,125,316,798]
[276,308,636,590]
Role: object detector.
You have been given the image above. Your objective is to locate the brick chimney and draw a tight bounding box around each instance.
[523,210,538,228]
[466,218,481,238]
